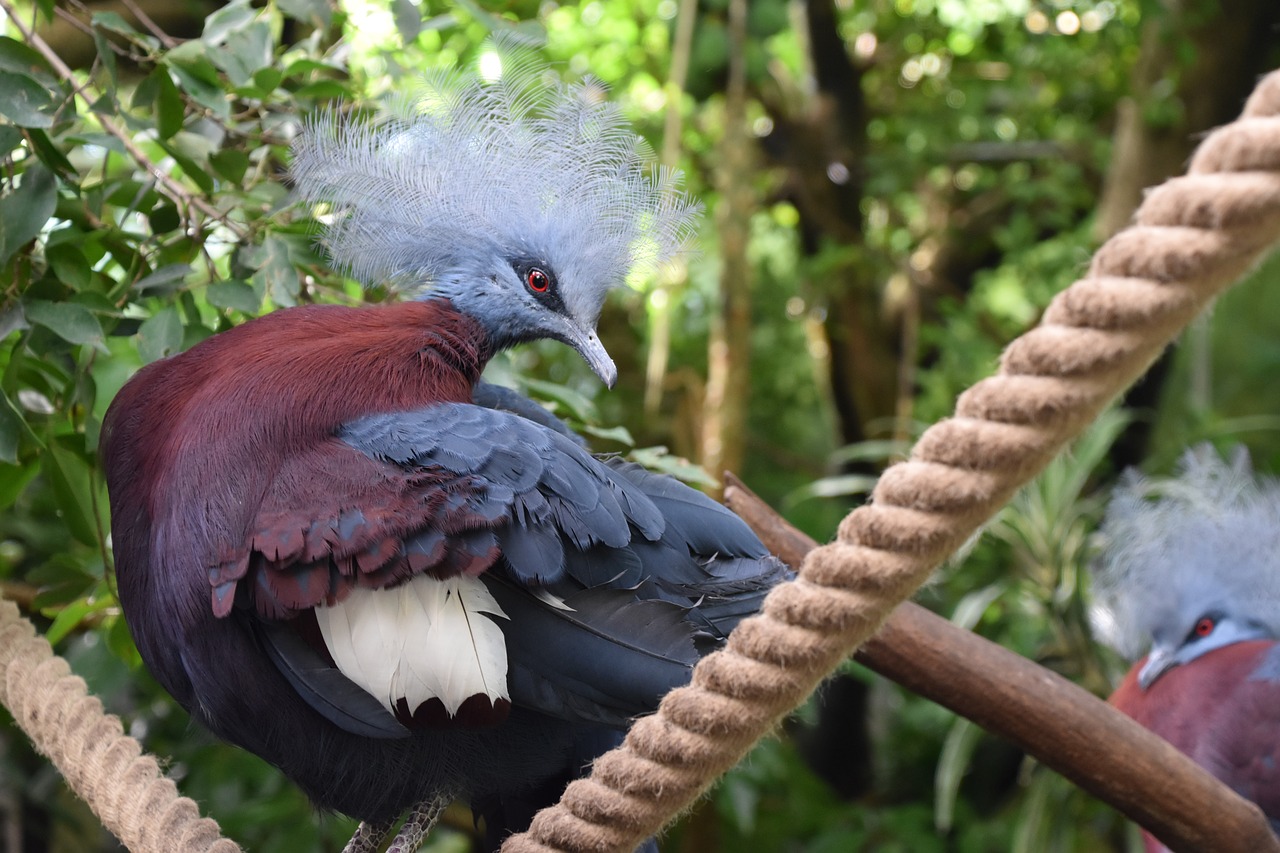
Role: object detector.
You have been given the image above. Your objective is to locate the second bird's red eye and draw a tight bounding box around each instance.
[527,268,550,293]
[1194,617,1215,637]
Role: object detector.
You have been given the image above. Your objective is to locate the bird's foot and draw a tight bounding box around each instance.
[342,818,394,853]
[385,791,454,853]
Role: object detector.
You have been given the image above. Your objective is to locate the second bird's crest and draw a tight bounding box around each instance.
[1091,444,1280,659]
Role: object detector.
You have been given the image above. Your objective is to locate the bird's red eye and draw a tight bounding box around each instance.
[526,268,550,293]
[1194,617,1215,637]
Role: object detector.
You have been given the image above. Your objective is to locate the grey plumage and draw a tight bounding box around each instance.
[1090,444,1280,661]
[290,45,700,312]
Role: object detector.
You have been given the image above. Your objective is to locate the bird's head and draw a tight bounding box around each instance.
[1138,609,1272,689]
[428,247,617,386]
[1091,444,1280,691]
[290,44,701,388]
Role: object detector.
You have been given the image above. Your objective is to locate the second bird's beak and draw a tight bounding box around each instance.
[569,326,617,389]
[1137,647,1176,690]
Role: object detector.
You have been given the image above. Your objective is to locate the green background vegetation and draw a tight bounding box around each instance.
[1,0,1279,849]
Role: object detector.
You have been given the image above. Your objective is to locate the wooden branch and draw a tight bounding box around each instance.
[723,472,1280,853]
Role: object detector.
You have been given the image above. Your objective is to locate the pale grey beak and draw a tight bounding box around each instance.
[569,326,617,389]
[1137,647,1176,690]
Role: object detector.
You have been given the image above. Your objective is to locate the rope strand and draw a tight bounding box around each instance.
[0,600,239,852]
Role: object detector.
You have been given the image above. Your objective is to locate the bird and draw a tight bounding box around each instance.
[100,48,789,853]
[1090,444,1280,850]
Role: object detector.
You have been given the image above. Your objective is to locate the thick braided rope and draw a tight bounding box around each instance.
[0,600,240,852]
[503,70,1280,853]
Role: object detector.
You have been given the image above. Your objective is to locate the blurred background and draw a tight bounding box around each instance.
[1,0,1279,849]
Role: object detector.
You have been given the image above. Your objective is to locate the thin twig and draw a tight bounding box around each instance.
[119,0,179,49]
[54,4,154,63]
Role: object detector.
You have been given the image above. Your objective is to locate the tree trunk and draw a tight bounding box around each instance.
[700,0,754,495]
[766,0,894,451]
[1099,0,1280,470]
[1097,0,1280,240]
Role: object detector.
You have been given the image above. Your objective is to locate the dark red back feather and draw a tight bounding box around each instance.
[102,300,492,634]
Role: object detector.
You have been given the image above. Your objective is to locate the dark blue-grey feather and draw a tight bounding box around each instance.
[485,574,700,727]
[472,382,587,447]
[338,404,665,583]
[257,621,410,739]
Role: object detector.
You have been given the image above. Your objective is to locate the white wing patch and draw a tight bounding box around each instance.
[314,575,510,719]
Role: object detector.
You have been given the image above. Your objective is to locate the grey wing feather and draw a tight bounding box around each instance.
[338,403,666,583]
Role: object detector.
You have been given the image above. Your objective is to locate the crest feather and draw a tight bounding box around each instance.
[290,44,701,297]
[1090,444,1280,659]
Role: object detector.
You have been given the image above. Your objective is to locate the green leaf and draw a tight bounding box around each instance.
[155,69,184,141]
[90,29,118,94]
[105,615,142,667]
[23,300,104,347]
[519,376,598,423]
[0,125,21,156]
[582,423,635,446]
[46,243,92,291]
[0,388,40,464]
[202,1,257,44]
[0,70,54,128]
[784,473,878,506]
[629,446,719,488]
[207,279,261,313]
[136,306,183,363]
[292,80,350,102]
[0,163,57,266]
[254,67,286,94]
[0,399,18,458]
[0,460,39,508]
[208,20,273,87]
[248,234,300,305]
[283,58,340,79]
[278,0,332,26]
[157,139,215,194]
[90,11,158,48]
[164,47,229,120]
[148,201,180,234]
[134,263,192,293]
[45,590,114,646]
[25,128,75,178]
[43,438,100,548]
[131,67,159,110]
[951,584,1005,632]
[27,554,94,590]
[0,37,57,88]
[829,438,911,467]
[210,148,249,184]
[934,718,982,833]
[393,0,423,44]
